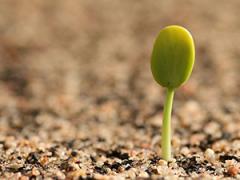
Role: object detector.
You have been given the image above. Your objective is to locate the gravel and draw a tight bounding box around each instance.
[0,0,239,179]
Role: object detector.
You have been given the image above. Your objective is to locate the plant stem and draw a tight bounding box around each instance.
[161,88,175,161]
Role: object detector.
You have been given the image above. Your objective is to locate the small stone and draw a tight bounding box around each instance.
[158,159,167,166]
[212,140,229,152]
[94,174,107,179]
[204,148,216,163]
[172,137,181,148]
[67,169,86,178]
[32,167,40,176]
[7,163,23,170]
[227,166,239,177]
[127,168,136,179]
[204,122,220,135]
[232,140,240,151]
[4,136,17,149]
[140,143,151,149]
[40,156,49,166]
[129,150,138,156]
[118,166,125,173]
[215,167,224,175]
[138,171,149,178]
[180,147,190,156]
[190,134,205,146]
[55,170,66,179]
[71,150,78,157]
[225,160,237,167]
[19,176,29,180]
[178,101,205,128]
[169,158,176,163]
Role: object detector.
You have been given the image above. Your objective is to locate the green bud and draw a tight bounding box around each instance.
[151,25,195,89]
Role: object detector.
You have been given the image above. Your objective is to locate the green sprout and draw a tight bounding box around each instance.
[151,25,195,161]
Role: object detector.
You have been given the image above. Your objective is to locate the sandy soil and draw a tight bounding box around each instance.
[0,0,239,179]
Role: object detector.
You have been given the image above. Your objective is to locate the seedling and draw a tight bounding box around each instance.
[151,25,195,161]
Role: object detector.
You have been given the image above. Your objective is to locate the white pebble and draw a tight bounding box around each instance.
[204,148,215,162]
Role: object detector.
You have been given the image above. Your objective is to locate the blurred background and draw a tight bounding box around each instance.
[0,0,239,140]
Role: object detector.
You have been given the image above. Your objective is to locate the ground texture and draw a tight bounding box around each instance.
[0,0,240,179]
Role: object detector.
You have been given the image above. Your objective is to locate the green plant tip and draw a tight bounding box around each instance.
[150,25,195,161]
[151,25,195,89]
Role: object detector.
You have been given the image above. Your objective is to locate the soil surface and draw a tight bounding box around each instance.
[0,0,240,179]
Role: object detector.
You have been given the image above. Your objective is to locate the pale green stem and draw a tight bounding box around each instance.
[161,88,175,161]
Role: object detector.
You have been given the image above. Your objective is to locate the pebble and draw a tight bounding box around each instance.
[180,147,190,156]
[190,134,205,145]
[19,175,29,180]
[212,140,229,152]
[40,156,49,166]
[204,148,216,163]
[231,140,240,151]
[67,169,86,178]
[7,163,23,170]
[227,166,239,177]
[158,159,168,166]
[204,122,220,135]
[178,101,205,128]
[32,167,40,176]
[138,171,149,178]
[172,137,181,148]
[94,174,107,179]
[127,168,136,179]
[55,170,66,179]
